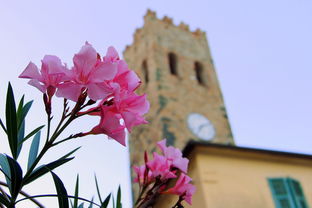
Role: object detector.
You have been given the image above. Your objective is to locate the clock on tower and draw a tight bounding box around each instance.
[123,10,234,176]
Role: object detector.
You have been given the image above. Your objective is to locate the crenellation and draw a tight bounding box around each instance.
[162,16,173,25]
[178,22,190,32]
[192,28,205,38]
[133,28,143,41]
[144,9,157,22]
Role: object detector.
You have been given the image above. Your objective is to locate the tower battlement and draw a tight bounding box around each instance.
[125,10,207,54]
[143,9,206,37]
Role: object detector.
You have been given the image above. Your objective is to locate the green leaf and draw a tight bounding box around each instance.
[6,155,23,199]
[60,147,81,160]
[19,100,33,128]
[0,118,7,133]
[116,186,122,208]
[0,154,11,188]
[101,194,111,208]
[16,120,25,158]
[20,125,44,144]
[88,197,94,208]
[27,131,41,171]
[16,95,24,129]
[0,193,10,206]
[78,203,84,208]
[6,83,18,159]
[94,175,102,203]
[24,157,74,185]
[73,175,79,208]
[51,171,69,208]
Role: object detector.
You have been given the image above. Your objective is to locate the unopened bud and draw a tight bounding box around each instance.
[47,86,56,99]
[43,93,51,115]
[86,99,96,106]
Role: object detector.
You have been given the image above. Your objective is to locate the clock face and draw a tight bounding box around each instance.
[187,113,215,141]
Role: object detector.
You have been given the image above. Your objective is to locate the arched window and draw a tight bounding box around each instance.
[168,52,178,76]
[142,60,149,83]
[194,61,205,85]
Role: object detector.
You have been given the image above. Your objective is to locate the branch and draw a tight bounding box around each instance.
[0,181,45,208]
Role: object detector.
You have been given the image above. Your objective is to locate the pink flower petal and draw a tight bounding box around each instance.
[104,46,119,62]
[86,83,112,101]
[73,43,97,75]
[28,79,46,93]
[19,62,41,79]
[41,55,66,74]
[121,111,148,132]
[56,82,83,101]
[89,62,118,82]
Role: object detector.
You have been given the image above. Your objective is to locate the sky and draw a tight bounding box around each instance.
[0,0,312,207]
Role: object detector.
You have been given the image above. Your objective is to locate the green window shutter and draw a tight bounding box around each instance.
[287,178,309,208]
[268,178,296,208]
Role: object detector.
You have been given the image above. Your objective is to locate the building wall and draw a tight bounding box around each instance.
[155,146,312,208]
[124,11,234,198]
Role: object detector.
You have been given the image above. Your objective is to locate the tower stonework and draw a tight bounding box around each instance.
[124,10,234,180]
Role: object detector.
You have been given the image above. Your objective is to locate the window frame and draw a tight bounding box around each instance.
[268,177,309,208]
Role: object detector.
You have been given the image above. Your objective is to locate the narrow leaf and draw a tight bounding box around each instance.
[51,171,69,208]
[101,194,111,208]
[20,100,33,127]
[94,175,102,203]
[73,175,79,208]
[60,147,81,160]
[0,118,7,133]
[16,120,25,158]
[0,193,10,206]
[116,186,122,208]
[20,125,44,144]
[78,203,84,208]
[27,131,41,171]
[0,154,11,188]
[16,95,24,129]
[24,157,74,185]
[6,83,18,159]
[6,155,23,199]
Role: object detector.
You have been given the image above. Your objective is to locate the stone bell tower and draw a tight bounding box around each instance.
[124,10,234,171]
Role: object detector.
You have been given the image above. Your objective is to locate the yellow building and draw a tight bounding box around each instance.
[155,142,312,208]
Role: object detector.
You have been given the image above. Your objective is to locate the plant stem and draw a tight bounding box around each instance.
[0,181,45,208]
[46,114,52,144]
[15,194,101,207]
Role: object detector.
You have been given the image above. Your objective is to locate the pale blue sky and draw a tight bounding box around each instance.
[0,0,311,207]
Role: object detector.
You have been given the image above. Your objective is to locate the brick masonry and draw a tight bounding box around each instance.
[123,9,234,198]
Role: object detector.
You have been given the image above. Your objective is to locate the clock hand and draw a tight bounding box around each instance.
[197,123,205,133]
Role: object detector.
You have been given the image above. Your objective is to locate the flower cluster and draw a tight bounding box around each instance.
[133,139,195,207]
[19,42,149,146]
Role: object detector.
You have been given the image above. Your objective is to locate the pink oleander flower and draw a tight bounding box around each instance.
[133,164,153,185]
[57,43,117,101]
[104,47,141,93]
[114,90,149,132]
[83,89,149,132]
[85,106,126,146]
[147,152,176,181]
[19,55,69,97]
[164,173,196,205]
[157,139,189,173]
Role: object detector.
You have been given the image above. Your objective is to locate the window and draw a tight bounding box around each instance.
[194,61,205,85]
[142,60,149,83]
[268,177,309,208]
[168,52,178,75]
